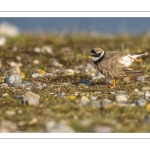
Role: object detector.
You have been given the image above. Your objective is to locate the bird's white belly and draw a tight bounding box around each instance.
[118,55,134,67]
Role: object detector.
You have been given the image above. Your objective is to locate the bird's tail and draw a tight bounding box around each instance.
[132,51,149,59]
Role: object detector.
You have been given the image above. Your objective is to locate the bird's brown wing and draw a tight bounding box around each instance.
[97,52,141,77]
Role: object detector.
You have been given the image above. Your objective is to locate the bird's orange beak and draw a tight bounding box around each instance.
[88,55,92,59]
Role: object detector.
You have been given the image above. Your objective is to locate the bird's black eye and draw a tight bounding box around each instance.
[91,49,96,54]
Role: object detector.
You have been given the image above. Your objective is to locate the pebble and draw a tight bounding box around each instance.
[34,82,47,90]
[4,74,22,86]
[64,69,75,75]
[78,79,95,86]
[145,91,150,101]
[115,94,129,103]
[137,75,149,82]
[89,101,101,108]
[55,93,65,98]
[34,47,41,53]
[45,121,75,133]
[20,81,32,88]
[22,91,40,106]
[0,83,8,88]
[100,99,112,108]
[51,59,63,68]
[80,96,90,105]
[33,59,40,64]
[86,64,97,76]
[9,62,22,67]
[18,110,23,114]
[5,110,15,116]
[2,93,9,97]
[41,46,53,54]
[110,91,116,95]
[15,56,21,61]
[142,87,150,92]
[131,88,144,96]
[32,72,53,78]
[0,120,18,132]
[135,97,147,107]
[89,95,97,100]
[28,118,38,125]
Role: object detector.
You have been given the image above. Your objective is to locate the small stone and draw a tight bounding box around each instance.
[2,93,9,97]
[15,56,21,61]
[5,110,15,116]
[28,118,38,125]
[18,110,23,114]
[115,94,129,103]
[110,91,116,95]
[137,75,149,82]
[80,96,90,105]
[22,91,40,106]
[64,69,75,75]
[32,73,44,78]
[4,74,22,86]
[145,91,150,101]
[100,99,112,108]
[55,93,65,98]
[9,62,22,67]
[34,47,41,53]
[20,81,32,88]
[0,120,18,132]
[45,121,75,133]
[89,95,97,100]
[135,97,147,107]
[51,59,63,68]
[78,79,95,86]
[142,87,150,91]
[89,101,101,108]
[0,83,8,88]
[34,82,47,90]
[33,59,40,64]
[41,46,53,54]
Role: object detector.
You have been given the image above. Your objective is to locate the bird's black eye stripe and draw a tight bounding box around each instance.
[91,50,96,54]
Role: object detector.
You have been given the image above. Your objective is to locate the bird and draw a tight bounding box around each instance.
[88,47,148,85]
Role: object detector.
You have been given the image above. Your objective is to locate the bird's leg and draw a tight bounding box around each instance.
[128,56,142,62]
[110,78,118,88]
